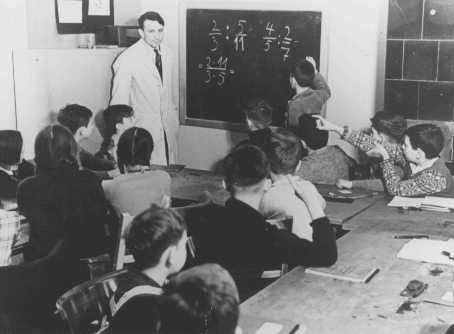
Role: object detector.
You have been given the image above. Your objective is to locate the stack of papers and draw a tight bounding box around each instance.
[397,238,454,265]
[388,196,454,212]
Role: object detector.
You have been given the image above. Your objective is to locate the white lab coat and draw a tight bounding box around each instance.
[110,39,179,165]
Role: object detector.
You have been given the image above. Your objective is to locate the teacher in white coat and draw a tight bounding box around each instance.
[110,11,178,165]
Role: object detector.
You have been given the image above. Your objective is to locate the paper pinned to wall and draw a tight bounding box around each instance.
[88,0,110,16]
[57,0,83,23]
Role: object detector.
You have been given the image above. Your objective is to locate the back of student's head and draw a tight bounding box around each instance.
[57,104,92,135]
[34,124,78,173]
[243,98,273,129]
[223,145,269,195]
[117,127,154,173]
[370,111,407,142]
[126,204,186,270]
[266,128,306,175]
[297,114,328,150]
[160,263,240,334]
[0,130,22,166]
[290,58,315,88]
[405,124,445,159]
[100,104,134,153]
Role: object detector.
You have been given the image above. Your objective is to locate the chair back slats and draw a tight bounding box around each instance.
[56,269,127,334]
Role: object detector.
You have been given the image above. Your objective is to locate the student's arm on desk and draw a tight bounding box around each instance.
[351,178,384,192]
[380,159,447,196]
[271,217,337,267]
[271,176,337,267]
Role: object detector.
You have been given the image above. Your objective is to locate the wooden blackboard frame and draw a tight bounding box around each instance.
[179,0,329,131]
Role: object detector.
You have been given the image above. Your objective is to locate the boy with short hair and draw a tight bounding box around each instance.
[371,123,454,196]
[239,98,274,152]
[106,263,240,334]
[287,57,331,134]
[193,145,337,299]
[57,104,117,174]
[159,263,240,334]
[260,128,325,240]
[112,204,188,312]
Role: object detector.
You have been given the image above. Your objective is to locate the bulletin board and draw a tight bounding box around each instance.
[55,0,114,34]
[179,1,327,131]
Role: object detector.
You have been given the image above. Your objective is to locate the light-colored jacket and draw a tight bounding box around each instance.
[110,39,179,164]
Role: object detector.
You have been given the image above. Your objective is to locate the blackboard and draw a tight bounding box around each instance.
[181,7,322,130]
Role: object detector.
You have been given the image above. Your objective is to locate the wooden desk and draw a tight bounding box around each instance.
[343,197,454,231]
[241,227,454,334]
[167,168,381,226]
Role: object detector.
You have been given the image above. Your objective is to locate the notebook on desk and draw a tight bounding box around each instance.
[305,266,380,283]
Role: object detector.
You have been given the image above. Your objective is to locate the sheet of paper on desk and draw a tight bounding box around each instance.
[397,238,454,265]
[387,196,424,208]
[388,196,454,211]
[424,196,454,209]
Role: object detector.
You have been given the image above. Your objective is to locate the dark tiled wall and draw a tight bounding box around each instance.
[385,0,454,121]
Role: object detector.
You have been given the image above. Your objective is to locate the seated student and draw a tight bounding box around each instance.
[316,111,410,191]
[287,56,331,134]
[0,130,25,198]
[295,115,355,185]
[260,128,325,240]
[106,263,240,334]
[366,124,454,196]
[95,104,135,164]
[192,145,337,300]
[240,98,274,150]
[159,263,240,334]
[102,127,171,216]
[57,104,117,173]
[112,204,187,313]
[17,125,113,263]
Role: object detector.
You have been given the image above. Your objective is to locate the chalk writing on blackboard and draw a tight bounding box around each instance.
[184,9,321,127]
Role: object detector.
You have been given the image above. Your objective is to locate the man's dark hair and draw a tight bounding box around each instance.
[57,104,93,135]
[223,145,269,194]
[126,204,186,269]
[0,130,23,166]
[405,124,445,159]
[265,128,306,175]
[117,127,154,173]
[243,98,273,128]
[138,11,164,29]
[160,264,239,334]
[370,111,407,142]
[99,104,134,155]
[290,59,315,88]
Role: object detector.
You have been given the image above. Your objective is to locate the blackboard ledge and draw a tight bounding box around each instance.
[182,118,248,132]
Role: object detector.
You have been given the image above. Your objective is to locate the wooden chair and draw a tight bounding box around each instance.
[0,239,71,332]
[55,269,128,334]
[113,193,213,271]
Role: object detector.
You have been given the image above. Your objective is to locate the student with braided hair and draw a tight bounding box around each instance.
[102,127,171,216]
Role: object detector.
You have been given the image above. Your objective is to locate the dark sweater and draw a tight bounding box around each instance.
[192,198,337,299]
[17,165,112,261]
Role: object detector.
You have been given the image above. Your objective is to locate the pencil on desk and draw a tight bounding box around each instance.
[288,324,300,334]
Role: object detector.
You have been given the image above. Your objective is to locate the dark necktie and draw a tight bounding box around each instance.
[154,48,162,82]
